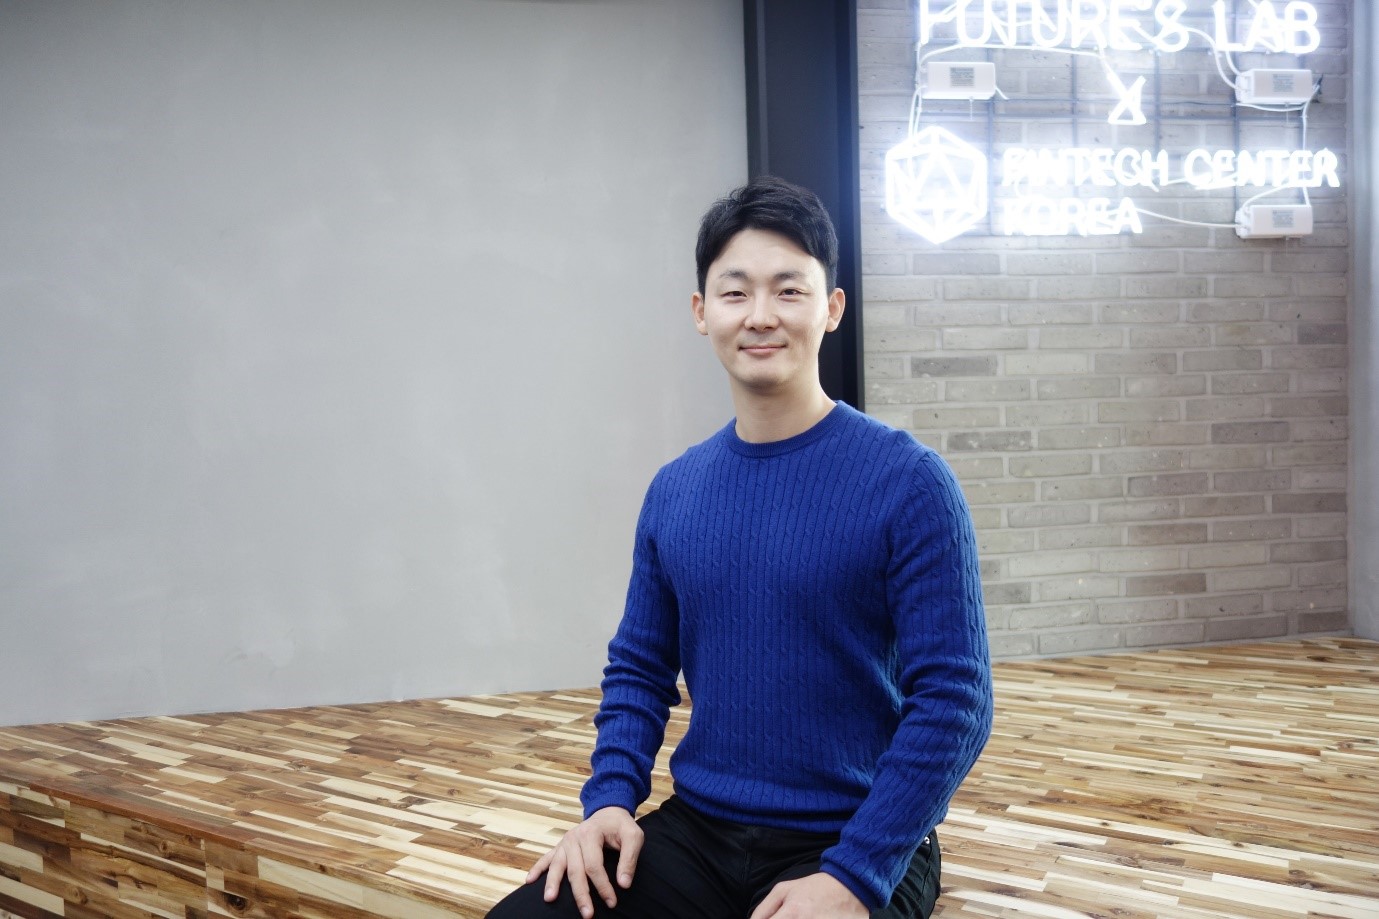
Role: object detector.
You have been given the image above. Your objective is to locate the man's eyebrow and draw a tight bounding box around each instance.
[713,269,810,284]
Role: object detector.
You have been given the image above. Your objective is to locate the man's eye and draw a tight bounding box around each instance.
[781,288,802,296]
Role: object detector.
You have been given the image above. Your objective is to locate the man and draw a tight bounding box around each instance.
[487,176,992,919]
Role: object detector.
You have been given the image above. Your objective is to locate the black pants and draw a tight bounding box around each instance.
[486,796,941,919]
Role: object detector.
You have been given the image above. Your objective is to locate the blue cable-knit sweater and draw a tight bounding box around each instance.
[580,402,993,909]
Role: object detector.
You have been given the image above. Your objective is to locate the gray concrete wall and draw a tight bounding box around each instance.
[0,0,742,725]
[1351,0,1378,640]
[859,1,1353,656]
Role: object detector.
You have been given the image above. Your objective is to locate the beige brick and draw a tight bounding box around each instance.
[1187,544,1271,568]
[912,304,1004,327]
[1183,349,1262,371]
[1101,450,1188,474]
[1008,303,1096,325]
[1211,374,1291,394]
[1129,326,1212,348]
[910,253,1001,275]
[1187,446,1267,469]
[1039,427,1120,450]
[1215,323,1294,346]
[1009,454,1094,478]
[1127,473,1209,497]
[1212,470,1291,492]
[1125,573,1208,597]
[1005,353,1090,375]
[1186,396,1268,420]
[948,430,1034,452]
[983,582,1034,605]
[1039,527,1124,550]
[1204,615,1288,642]
[861,276,939,301]
[1099,499,1181,523]
[1098,548,1182,573]
[963,482,1038,505]
[945,380,1031,402]
[1099,401,1181,423]
[911,356,997,377]
[1296,516,1347,538]
[977,530,1040,554]
[942,279,1034,301]
[944,328,1031,350]
[866,328,941,352]
[1037,328,1122,349]
[1036,277,1122,300]
[1125,423,1210,446]
[865,380,942,404]
[1037,377,1121,399]
[1038,627,1123,655]
[1272,493,1346,514]
[1009,551,1096,578]
[1125,621,1206,647]
[1008,504,1092,529]
[1270,346,1346,369]
[1094,352,1178,374]
[865,356,906,379]
[1210,517,1292,542]
[1291,418,1348,441]
[1270,587,1347,612]
[1210,567,1292,591]
[1101,302,1181,323]
[988,633,1038,657]
[1010,404,1090,426]
[1269,541,1346,563]
[1128,523,1208,545]
[1269,395,1348,418]
[909,406,1000,428]
[1182,494,1268,517]
[1009,603,1095,630]
[1125,376,1207,398]
[1211,421,1290,444]
[1185,594,1265,617]
[1096,598,1179,624]
[1296,609,1350,633]
[1042,477,1125,501]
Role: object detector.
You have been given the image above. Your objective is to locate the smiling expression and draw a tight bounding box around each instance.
[691,228,845,398]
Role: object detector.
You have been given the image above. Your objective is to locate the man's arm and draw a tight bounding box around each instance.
[524,474,682,915]
[818,449,994,910]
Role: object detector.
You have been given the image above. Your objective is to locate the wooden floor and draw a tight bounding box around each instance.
[1,638,1376,919]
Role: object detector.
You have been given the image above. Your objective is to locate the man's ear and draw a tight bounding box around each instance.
[825,288,846,332]
[691,291,708,335]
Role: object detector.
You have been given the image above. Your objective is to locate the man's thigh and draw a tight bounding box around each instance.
[485,798,742,919]
[745,830,942,919]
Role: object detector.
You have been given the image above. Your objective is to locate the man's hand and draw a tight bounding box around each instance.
[525,805,643,919]
[748,871,869,919]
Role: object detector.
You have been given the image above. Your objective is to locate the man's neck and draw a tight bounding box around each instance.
[731,384,837,444]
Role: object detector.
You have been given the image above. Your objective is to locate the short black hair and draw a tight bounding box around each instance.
[694,175,839,294]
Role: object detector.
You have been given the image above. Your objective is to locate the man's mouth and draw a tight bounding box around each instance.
[740,343,785,354]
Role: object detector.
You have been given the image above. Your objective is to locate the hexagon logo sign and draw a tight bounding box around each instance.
[885,126,989,243]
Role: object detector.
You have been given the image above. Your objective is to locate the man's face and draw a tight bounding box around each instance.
[691,228,844,398]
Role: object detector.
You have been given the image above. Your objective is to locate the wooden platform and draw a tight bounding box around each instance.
[2,637,1376,919]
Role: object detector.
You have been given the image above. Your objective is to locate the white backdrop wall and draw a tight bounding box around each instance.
[0,0,743,725]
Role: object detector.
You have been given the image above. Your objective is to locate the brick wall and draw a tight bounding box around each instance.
[857,1,1351,657]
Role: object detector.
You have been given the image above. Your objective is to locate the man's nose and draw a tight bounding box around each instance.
[744,294,778,329]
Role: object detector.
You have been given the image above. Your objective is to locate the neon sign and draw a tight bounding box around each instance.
[918,1,1320,55]
[887,1,1336,241]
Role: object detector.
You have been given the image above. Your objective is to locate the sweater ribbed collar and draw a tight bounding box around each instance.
[721,401,852,458]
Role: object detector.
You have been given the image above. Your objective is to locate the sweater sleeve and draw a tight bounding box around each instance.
[579,473,683,818]
[819,449,994,909]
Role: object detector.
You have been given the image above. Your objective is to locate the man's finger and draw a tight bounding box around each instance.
[614,827,643,888]
[747,884,785,919]
[526,848,554,884]
[543,849,568,902]
[564,846,597,918]
[582,837,618,908]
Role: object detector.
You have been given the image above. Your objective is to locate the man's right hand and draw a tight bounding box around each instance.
[525,805,643,918]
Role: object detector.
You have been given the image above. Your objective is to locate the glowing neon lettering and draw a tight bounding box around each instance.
[1002,147,1167,189]
[1213,1,1321,54]
[1182,147,1340,189]
[920,0,1240,53]
[1003,196,1143,236]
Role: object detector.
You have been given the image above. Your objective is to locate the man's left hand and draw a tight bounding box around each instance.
[748,872,869,919]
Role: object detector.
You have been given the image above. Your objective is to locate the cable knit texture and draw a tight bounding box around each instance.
[580,402,993,909]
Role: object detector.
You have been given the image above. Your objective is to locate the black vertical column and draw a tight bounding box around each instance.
[744,0,865,410]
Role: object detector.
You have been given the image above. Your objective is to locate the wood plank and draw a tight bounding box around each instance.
[0,638,1375,918]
